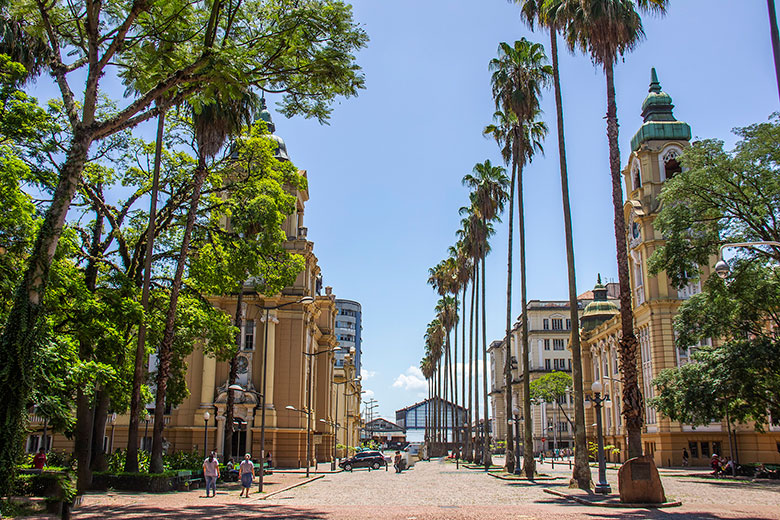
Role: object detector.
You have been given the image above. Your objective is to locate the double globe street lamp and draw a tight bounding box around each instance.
[585,380,611,494]
[511,407,523,475]
[714,241,780,278]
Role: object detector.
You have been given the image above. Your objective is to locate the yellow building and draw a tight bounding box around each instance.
[31,107,362,469]
[580,69,780,468]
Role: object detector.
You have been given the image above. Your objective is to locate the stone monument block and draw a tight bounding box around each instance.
[618,454,666,503]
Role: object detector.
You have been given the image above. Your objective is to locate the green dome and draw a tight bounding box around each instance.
[630,68,691,151]
[582,299,619,318]
[256,97,289,161]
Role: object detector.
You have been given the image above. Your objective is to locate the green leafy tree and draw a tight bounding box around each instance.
[529,371,574,428]
[0,0,367,485]
[649,115,780,435]
[559,0,669,460]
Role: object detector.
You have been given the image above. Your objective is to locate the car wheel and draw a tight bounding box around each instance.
[372,461,380,470]
[344,463,352,471]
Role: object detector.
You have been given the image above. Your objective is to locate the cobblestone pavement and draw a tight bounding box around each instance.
[68,457,780,519]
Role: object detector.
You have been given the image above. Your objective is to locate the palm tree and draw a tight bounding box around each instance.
[559,0,668,460]
[462,161,509,469]
[425,319,444,452]
[489,38,550,478]
[768,0,780,101]
[515,0,593,488]
[148,92,257,473]
[436,295,458,448]
[451,238,473,459]
[420,356,434,447]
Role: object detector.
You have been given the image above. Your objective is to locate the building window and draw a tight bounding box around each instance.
[553,339,565,351]
[544,359,551,371]
[543,319,549,330]
[544,339,550,351]
[243,319,255,350]
[552,318,563,330]
[640,327,656,424]
[701,442,709,458]
[688,441,699,459]
[566,319,571,330]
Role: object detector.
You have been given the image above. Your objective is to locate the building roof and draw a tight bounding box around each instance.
[630,68,691,152]
[396,397,467,415]
[365,418,405,432]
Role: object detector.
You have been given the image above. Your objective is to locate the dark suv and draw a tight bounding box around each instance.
[339,450,387,471]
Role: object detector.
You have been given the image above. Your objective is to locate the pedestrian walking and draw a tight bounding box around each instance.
[393,451,403,473]
[203,451,220,497]
[239,453,254,497]
[682,448,689,467]
[32,448,46,470]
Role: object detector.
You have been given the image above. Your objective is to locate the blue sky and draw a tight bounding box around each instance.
[278,0,778,421]
[29,1,778,423]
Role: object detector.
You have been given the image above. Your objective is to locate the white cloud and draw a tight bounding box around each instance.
[361,368,376,380]
[392,366,427,392]
[362,389,375,399]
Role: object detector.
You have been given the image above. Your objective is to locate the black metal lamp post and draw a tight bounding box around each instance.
[586,380,611,494]
[512,407,522,475]
[300,347,340,477]
[143,410,150,452]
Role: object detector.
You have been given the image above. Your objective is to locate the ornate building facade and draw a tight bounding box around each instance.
[580,69,780,467]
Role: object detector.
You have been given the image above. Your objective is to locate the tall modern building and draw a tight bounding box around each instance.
[335,299,362,373]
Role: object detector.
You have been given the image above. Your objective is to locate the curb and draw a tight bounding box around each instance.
[543,488,682,508]
[256,475,325,500]
[488,473,563,482]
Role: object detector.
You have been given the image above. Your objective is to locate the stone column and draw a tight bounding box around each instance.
[200,348,216,407]
[245,415,254,456]
[215,415,226,459]
[261,312,278,423]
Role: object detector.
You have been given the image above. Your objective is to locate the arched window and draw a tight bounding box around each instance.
[631,159,641,191]
[660,147,683,181]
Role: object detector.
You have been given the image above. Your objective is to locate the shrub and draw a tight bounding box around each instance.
[163,450,203,471]
[106,449,150,473]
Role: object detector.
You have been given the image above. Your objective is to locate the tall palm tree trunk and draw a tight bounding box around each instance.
[550,30,590,489]
[605,60,643,459]
[769,0,780,101]
[481,252,491,469]
[126,108,165,472]
[467,265,476,461]
[517,162,535,479]
[461,283,467,457]
[149,158,209,473]
[452,294,459,452]
[473,261,481,463]
[503,159,517,474]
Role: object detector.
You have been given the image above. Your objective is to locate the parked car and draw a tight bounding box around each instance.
[339,450,388,471]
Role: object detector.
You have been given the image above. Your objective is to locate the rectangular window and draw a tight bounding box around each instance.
[543,319,549,330]
[712,441,721,456]
[544,359,551,370]
[700,442,709,458]
[552,318,563,330]
[688,441,699,459]
[553,359,560,370]
[244,319,255,350]
[553,339,565,350]
[544,339,550,351]
[566,319,571,330]
[568,359,572,371]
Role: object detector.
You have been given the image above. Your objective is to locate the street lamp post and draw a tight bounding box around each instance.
[290,345,338,478]
[255,296,314,493]
[142,410,150,452]
[586,380,611,494]
[714,241,780,278]
[203,411,211,457]
[331,371,360,470]
[512,407,522,475]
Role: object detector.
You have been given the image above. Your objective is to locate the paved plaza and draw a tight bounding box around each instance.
[61,456,780,519]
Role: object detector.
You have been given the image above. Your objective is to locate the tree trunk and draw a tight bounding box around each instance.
[467,265,475,462]
[452,293,459,454]
[90,390,110,472]
[0,133,92,494]
[127,108,166,472]
[605,60,643,459]
[224,286,245,460]
[473,261,480,463]
[461,283,467,457]
[503,158,517,474]
[444,330,451,449]
[75,389,95,493]
[768,0,780,102]
[149,159,209,473]
[517,162,535,479]
[481,241,491,469]
[550,29,591,489]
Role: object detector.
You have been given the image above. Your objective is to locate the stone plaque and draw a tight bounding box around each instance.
[632,462,651,481]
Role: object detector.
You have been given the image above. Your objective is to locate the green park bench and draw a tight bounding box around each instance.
[176,470,202,490]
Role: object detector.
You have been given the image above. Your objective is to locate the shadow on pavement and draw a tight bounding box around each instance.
[73,504,329,519]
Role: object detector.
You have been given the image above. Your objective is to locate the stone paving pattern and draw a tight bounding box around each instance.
[62,457,780,519]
